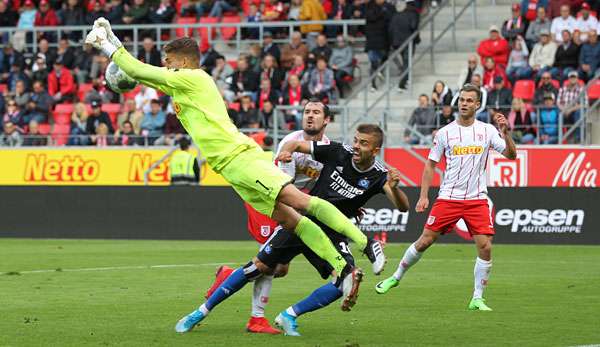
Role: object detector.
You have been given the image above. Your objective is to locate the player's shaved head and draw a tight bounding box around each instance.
[357,124,384,148]
[164,37,200,68]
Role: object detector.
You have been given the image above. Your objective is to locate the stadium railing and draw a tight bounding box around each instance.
[340,0,477,127]
[0,19,366,56]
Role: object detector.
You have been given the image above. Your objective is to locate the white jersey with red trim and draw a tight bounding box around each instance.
[428,120,506,200]
[276,130,330,192]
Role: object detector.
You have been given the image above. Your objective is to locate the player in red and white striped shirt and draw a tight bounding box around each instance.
[376,84,516,311]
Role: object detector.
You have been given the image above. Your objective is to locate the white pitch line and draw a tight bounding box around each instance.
[1,257,591,276]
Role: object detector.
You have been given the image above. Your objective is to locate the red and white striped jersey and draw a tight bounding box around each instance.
[428,120,506,200]
[276,130,330,192]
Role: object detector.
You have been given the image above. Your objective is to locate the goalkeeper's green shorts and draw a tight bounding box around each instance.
[220,146,293,218]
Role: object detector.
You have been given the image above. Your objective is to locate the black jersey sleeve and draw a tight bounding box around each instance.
[311,141,347,164]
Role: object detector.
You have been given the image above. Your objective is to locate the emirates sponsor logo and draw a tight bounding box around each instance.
[552,152,597,187]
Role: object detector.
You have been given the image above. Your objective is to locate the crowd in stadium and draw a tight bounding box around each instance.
[0,0,598,146]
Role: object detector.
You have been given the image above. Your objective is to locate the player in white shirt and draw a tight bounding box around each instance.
[375,84,517,311]
[576,3,598,42]
[551,5,577,43]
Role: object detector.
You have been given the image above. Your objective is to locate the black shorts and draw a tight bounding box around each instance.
[256,227,355,279]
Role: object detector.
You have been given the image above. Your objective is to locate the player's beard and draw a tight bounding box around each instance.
[304,125,324,136]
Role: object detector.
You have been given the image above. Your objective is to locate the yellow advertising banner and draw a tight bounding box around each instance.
[0,148,229,186]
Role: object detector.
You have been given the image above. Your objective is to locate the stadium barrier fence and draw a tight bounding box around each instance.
[0,186,597,245]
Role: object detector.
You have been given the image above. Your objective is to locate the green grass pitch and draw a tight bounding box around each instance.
[1,239,599,347]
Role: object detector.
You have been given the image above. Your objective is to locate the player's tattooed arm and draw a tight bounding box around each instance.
[493,113,517,160]
[276,140,312,162]
[383,164,409,212]
[416,160,437,212]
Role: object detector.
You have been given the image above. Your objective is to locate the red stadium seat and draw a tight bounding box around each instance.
[199,16,218,40]
[228,102,240,111]
[176,0,190,16]
[221,15,241,41]
[78,83,94,102]
[0,83,7,94]
[52,112,71,125]
[51,124,70,146]
[123,84,142,100]
[102,103,121,127]
[587,79,600,99]
[175,17,197,38]
[54,103,74,117]
[227,60,237,70]
[513,80,535,100]
[38,123,51,135]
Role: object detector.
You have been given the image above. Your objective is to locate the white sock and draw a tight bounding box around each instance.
[473,257,492,299]
[286,307,297,317]
[392,243,423,281]
[198,303,210,316]
[251,275,273,318]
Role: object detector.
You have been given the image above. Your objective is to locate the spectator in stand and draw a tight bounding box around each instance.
[431,80,452,107]
[23,120,47,146]
[85,78,113,104]
[231,56,259,101]
[506,36,531,83]
[388,0,420,92]
[508,97,536,143]
[456,55,483,91]
[261,31,281,64]
[349,0,366,36]
[30,80,52,122]
[0,122,22,147]
[37,38,57,69]
[488,75,513,115]
[329,35,353,98]
[135,84,158,114]
[404,94,435,144]
[123,0,150,24]
[48,57,76,103]
[212,55,234,100]
[149,0,175,24]
[482,57,510,91]
[140,99,165,144]
[86,0,108,25]
[244,3,261,40]
[68,102,89,145]
[237,95,260,129]
[14,80,30,110]
[365,0,394,91]
[539,93,559,144]
[477,25,510,67]
[259,99,286,130]
[557,70,587,142]
[117,99,143,134]
[154,112,186,145]
[34,0,59,42]
[521,0,548,22]
[309,34,333,64]
[525,6,551,48]
[502,3,529,43]
[553,29,580,82]
[86,100,114,135]
[3,99,24,130]
[31,54,49,83]
[138,37,162,67]
[89,54,110,80]
[199,45,221,75]
[551,5,576,43]
[288,55,308,83]
[281,31,309,70]
[257,79,280,111]
[328,0,354,37]
[575,2,597,42]
[288,0,302,20]
[56,38,76,70]
[307,56,335,103]
[73,45,95,84]
[299,0,327,49]
[0,1,18,30]
[260,54,285,91]
[578,29,600,80]
[529,28,557,78]
[115,120,141,146]
[247,44,262,74]
[7,64,30,94]
[434,103,457,132]
[59,0,86,41]
[106,0,126,26]
[17,0,37,30]
[282,74,305,127]
[1,45,24,76]
[534,71,559,105]
[91,123,115,146]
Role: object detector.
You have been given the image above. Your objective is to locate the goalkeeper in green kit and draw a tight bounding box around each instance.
[85,19,387,330]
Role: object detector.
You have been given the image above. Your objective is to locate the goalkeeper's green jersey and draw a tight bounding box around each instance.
[112,47,258,173]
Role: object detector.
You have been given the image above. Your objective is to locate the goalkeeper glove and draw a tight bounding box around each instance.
[93,17,123,50]
[85,27,118,57]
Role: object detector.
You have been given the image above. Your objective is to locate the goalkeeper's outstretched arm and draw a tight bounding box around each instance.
[111,47,170,93]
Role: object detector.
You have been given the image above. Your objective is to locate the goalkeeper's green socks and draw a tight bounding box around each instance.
[295,216,347,275]
[307,196,368,250]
